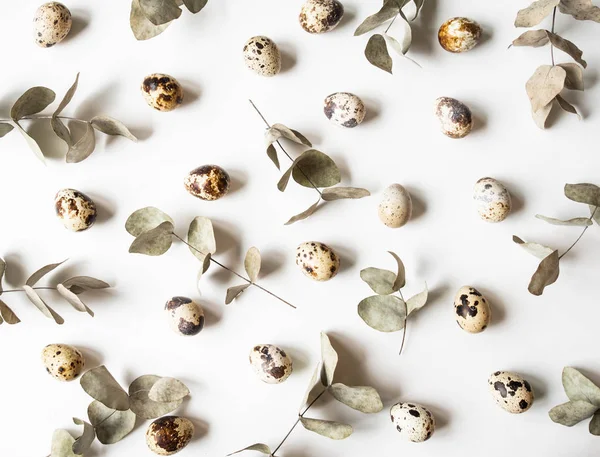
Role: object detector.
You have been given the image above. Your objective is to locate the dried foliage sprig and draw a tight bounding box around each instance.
[510,0,599,128]
[230,333,383,456]
[357,252,428,355]
[0,73,137,164]
[355,0,425,74]
[125,207,295,308]
[130,0,208,41]
[0,258,109,325]
[249,100,370,225]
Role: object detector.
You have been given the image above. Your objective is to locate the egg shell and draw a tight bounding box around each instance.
[165,297,205,336]
[438,17,482,53]
[299,0,344,34]
[184,165,231,201]
[378,184,412,228]
[33,2,72,48]
[295,241,340,281]
[54,188,97,232]
[473,177,511,223]
[488,371,534,414]
[323,92,366,128]
[141,74,183,112]
[41,344,84,381]
[249,344,293,384]
[146,416,194,455]
[243,36,281,77]
[434,97,473,138]
[390,402,435,443]
[454,286,491,333]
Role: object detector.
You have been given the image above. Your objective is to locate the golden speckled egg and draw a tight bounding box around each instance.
[299,0,344,34]
[141,74,183,112]
[295,241,340,281]
[249,344,293,384]
[390,402,435,442]
[165,296,204,336]
[243,36,281,77]
[438,17,482,53]
[488,371,534,414]
[146,416,194,455]
[42,344,84,381]
[54,188,97,232]
[184,165,231,201]
[473,177,511,223]
[323,92,366,128]
[453,286,491,333]
[434,97,473,138]
[33,2,72,48]
[378,184,412,228]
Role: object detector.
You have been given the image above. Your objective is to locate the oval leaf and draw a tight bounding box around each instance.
[320,332,338,387]
[129,375,183,420]
[515,0,560,27]
[183,0,208,13]
[535,214,591,226]
[139,0,182,25]
[244,247,261,282]
[300,418,353,440]
[126,207,173,237]
[511,29,550,47]
[225,283,250,304]
[57,284,94,316]
[526,65,566,112]
[358,295,406,332]
[129,221,174,256]
[188,216,217,260]
[91,116,137,142]
[72,418,95,455]
[563,367,600,407]
[80,366,130,411]
[66,122,96,163]
[292,149,340,188]
[330,383,383,413]
[528,250,560,296]
[513,235,555,259]
[51,117,72,147]
[11,87,55,120]
[549,400,597,426]
[270,124,312,147]
[558,63,584,90]
[546,31,587,68]
[559,0,600,21]
[360,267,396,295]
[228,443,272,456]
[87,401,135,445]
[322,187,370,201]
[62,276,110,294]
[354,1,399,36]
[565,183,600,206]
[365,34,392,74]
[406,283,428,316]
[130,0,171,40]
[148,377,190,402]
[22,285,64,324]
[300,363,323,413]
[51,429,77,457]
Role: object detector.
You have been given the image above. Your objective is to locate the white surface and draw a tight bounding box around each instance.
[1,1,599,456]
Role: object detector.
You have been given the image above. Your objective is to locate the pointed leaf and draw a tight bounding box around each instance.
[57,284,94,316]
[320,332,338,386]
[300,418,353,440]
[228,444,272,456]
[62,276,110,294]
[0,299,20,324]
[515,0,560,27]
[300,364,323,412]
[406,283,428,316]
[565,183,600,206]
[125,206,173,237]
[0,257,5,293]
[546,32,587,67]
[555,94,580,117]
[80,365,130,411]
[590,411,600,435]
[354,0,400,35]
[129,221,174,256]
[322,187,370,201]
[266,144,280,169]
[549,400,598,426]
[51,429,77,457]
[590,205,600,225]
[66,122,95,163]
[360,267,396,295]
[27,260,67,286]
[513,235,555,259]
[532,99,554,129]
[0,123,13,138]
[535,214,590,226]
[72,418,95,455]
[365,34,393,74]
[91,116,137,142]
[388,251,406,290]
[358,294,406,332]
[16,124,45,163]
[558,63,584,90]
[148,377,190,402]
[528,250,560,296]
[244,247,261,282]
[54,73,79,117]
[187,216,216,260]
[278,152,305,192]
[330,383,383,413]
[139,0,182,25]
[183,0,208,13]
[284,199,321,225]
[563,367,600,406]
[511,29,550,47]
[87,401,135,445]
[270,124,312,146]
[11,87,55,120]
[526,65,566,112]
[130,0,171,40]
[51,117,72,147]
[225,284,250,304]
[129,375,183,420]
[559,0,600,21]
[22,285,63,324]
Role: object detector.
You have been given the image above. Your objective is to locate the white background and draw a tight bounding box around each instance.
[1,1,599,456]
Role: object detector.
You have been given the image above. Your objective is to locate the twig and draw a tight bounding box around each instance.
[397,289,407,356]
[550,7,557,66]
[559,206,598,260]
[2,286,57,293]
[384,14,398,34]
[0,115,90,125]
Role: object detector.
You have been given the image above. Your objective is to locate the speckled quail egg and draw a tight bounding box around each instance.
[473,177,511,223]
[378,184,412,228]
[299,0,344,34]
[390,402,435,443]
[165,297,205,336]
[141,74,183,112]
[249,344,293,384]
[488,371,534,414]
[33,2,72,48]
[323,92,366,128]
[184,165,231,201]
[454,286,491,333]
[434,97,473,138]
[243,36,281,77]
[438,17,482,53]
[295,241,340,282]
[42,344,84,381]
[146,416,194,455]
[54,188,97,232]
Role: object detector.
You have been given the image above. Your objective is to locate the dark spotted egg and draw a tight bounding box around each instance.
[243,36,281,77]
[41,344,84,381]
[165,297,204,336]
[54,188,97,232]
[141,74,183,112]
[488,371,534,414]
[434,97,473,138]
[453,286,491,334]
[299,0,344,34]
[33,2,72,48]
[390,402,435,442]
[324,92,366,128]
[146,416,194,455]
[473,177,511,223]
[184,165,231,201]
[249,344,293,384]
[295,241,340,282]
[438,17,482,53]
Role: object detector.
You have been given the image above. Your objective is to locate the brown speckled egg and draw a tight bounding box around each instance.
[324,92,366,128]
[243,36,281,77]
[434,97,473,138]
[488,371,534,414]
[295,241,340,281]
[54,188,97,232]
[165,296,204,336]
[42,344,84,381]
[473,177,511,223]
[299,0,344,34]
[378,184,412,228]
[453,286,491,333]
[249,344,293,384]
[390,402,435,442]
[438,17,482,53]
[33,2,72,48]
[184,165,231,201]
[146,416,194,455]
[141,74,183,112]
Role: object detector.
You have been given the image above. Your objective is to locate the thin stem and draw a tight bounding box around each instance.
[384,14,398,34]
[172,234,296,309]
[398,289,407,356]
[559,206,598,260]
[550,7,557,65]
[0,115,89,125]
[2,286,57,293]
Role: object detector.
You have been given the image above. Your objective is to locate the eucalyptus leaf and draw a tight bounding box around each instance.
[385,23,411,55]
[321,187,370,201]
[365,34,393,74]
[590,411,600,435]
[549,400,598,426]
[320,332,338,387]
[546,31,587,67]
[0,258,5,293]
[532,99,553,129]
[54,73,79,117]
[11,86,55,120]
[225,284,250,304]
[0,299,20,324]
[526,65,566,113]
[26,259,67,286]
[514,0,560,27]
[72,418,95,455]
[360,267,396,295]
[406,283,428,316]
[330,383,383,413]
[388,251,406,290]
[51,429,77,457]
[91,116,137,142]
[130,0,171,40]
[87,401,135,445]
[270,124,312,147]
[300,417,353,440]
[129,375,183,419]
[63,276,110,294]
[0,122,13,138]
[590,205,600,225]
[565,183,600,206]
[125,206,174,237]
[148,377,190,402]
[300,363,323,412]
[51,117,72,147]
[558,0,600,21]
[354,0,400,36]
[266,144,280,169]
[278,151,307,192]
[358,294,406,332]
[16,124,45,163]
[188,216,217,260]
[22,285,64,324]
[563,367,600,407]
[284,199,321,225]
[139,0,182,25]
[558,63,584,90]
[528,250,560,296]
[511,29,550,47]
[129,221,174,256]
[244,247,261,282]
[80,365,130,411]
[556,93,579,117]
[228,443,272,456]
[183,0,208,13]
[535,214,590,226]
[292,149,341,188]
[513,235,555,259]
[57,284,94,316]
[66,122,95,163]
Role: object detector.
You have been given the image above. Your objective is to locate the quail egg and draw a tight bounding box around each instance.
[54,188,97,232]
[184,165,231,201]
[141,74,183,112]
[42,344,84,381]
[146,416,194,455]
[434,97,473,138]
[323,92,366,128]
[454,286,491,333]
[299,0,344,34]
[473,177,511,223]
[295,241,340,281]
[33,2,72,48]
[390,402,435,442]
[243,36,281,77]
[438,17,482,53]
[165,297,205,336]
[378,184,412,228]
[249,344,293,384]
[488,371,534,414]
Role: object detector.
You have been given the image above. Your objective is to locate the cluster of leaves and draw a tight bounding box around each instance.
[50,365,191,456]
[511,0,599,128]
[0,258,108,325]
[514,183,599,296]
[355,0,424,74]
[130,0,208,40]
[0,74,137,164]
[230,333,383,456]
[549,367,600,436]
[357,252,428,355]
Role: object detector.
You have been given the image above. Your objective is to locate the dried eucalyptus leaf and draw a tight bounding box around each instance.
[546,32,587,67]
[300,363,323,412]
[0,257,5,293]
[511,29,550,47]
[51,117,72,147]
[515,0,560,27]
[559,0,600,21]
[139,0,182,25]
[549,400,597,426]
[271,123,312,146]
[388,251,406,290]
[532,99,554,129]
[365,34,393,74]
[26,259,67,286]
[284,199,321,225]
[360,267,396,295]
[535,214,590,226]
[16,124,45,163]
[330,383,383,413]
[80,366,130,411]
[321,187,370,201]
[563,367,600,406]
[385,22,411,54]
[555,94,580,117]
[57,284,94,316]
[528,250,560,296]
[590,205,600,225]
[51,429,77,457]
[188,216,217,260]
[300,417,353,440]
[129,375,183,419]
[565,183,600,206]
[66,122,95,163]
[264,127,282,146]
[129,221,174,256]
[526,65,566,112]
[358,295,406,332]
[11,86,56,120]
[87,401,135,445]
[590,411,600,435]
[125,206,173,237]
[91,116,137,142]
[244,247,261,282]
[558,63,584,90]
[320,332,338,387]
[183,0,207,13]
[354,0,399,36]
[0,123,14,138]
[130,0,171,40]
[72,418,95,455]
[266,144,280,169]
[513,235,555,259]
[292,149,341,188]
[278,152,305,192]
[228,444,272,456]
[0,299,20,324]
[148,377,190,402]
[62,276,110,293]
[225,284,250,304]
[55,73,79,117]
[22,285,64,324]
[406,283,428,316]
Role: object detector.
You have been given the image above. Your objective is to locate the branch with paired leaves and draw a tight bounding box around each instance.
[229,333,383,457]
[0,258,109,325]
[510,0,599,128]
[250,100,370,225]
[355,0,425,74]
[125,207,295,308]
[357,252,428,355]
[514,183,599,296]
[130,0,208,41]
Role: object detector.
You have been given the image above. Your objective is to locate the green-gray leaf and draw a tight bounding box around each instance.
[188,216,217,260]
[225,284,250,304]
[126,206,173,237]
[365,34,392,74]
[269,124,312,147]
[360,267,396,295]
[406,283,428,316]
[278,151,307,192]
[590,411,600,435]
[130,0,171,40]
[16,124,45,164]
[0,299,20,324]
[22,285,64,324]
[292,149,340,189]
[11,86,55,120]
[513,235,555,259]
[0,123,14,138]
[558,63,584,90]
[266,144,279,169]
[62,276,110,294]
[563,367,600,407]
[91,116,137,142]
[51,429,77,457]
[244,247,261,282]
[300,417,353,440]
[565,183,600,206]
[549,400,597,426]
[284,199,321,225]
[228,443,272,456]
[129,375,183,420]
[358,294,406,332]
[66,122,95,163]
[129,221,174,256]
[148,377,190,402]
[26,259,67,286]
[535,214,591,226]
[354,0,399,35]
[80,365,130,411]
[183,0,208,13]
[54,73,79,117]
[72,418,95,455]
[87,401,135,445]
[559,0,600,22]
[300,363,323,412]
[51,117,72,148]
[515,0,560,27]
[139,0,182,25]
[590,205,600,225]
[330,383,383,413]
[57,284,94,316]
[320,332,338,387]
[528,250,560,296]
[321,187,370,201]
[388,251,406,291]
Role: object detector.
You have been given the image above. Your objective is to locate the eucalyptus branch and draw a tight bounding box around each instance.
[0,115,89,125]
[397,288,407,356]
[550,6,557,65]
[559,206,597,260]
[384,14,398,34]
[2,286,57,293]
